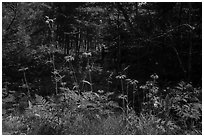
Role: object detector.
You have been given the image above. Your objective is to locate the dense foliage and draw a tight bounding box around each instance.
[2,2,202,135]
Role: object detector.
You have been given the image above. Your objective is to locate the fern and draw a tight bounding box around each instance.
[165,82,202,130]
[24,94,63,132]
[34,94,49,106]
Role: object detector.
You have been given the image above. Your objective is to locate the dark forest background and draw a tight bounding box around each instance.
[2,2,202,135]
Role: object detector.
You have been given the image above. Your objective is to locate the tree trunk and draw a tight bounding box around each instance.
[117,6,121,72]
[187,3,192,82]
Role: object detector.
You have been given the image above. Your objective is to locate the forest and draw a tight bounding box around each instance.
[2,2,202,135]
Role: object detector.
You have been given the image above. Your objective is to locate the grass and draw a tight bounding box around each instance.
[3,105,199,135]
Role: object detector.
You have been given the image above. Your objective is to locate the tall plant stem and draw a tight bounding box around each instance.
[51,53,58,95]
[69,62,79,91]
[88,70,93,92]
[126,83,129,115]
[133,85,135,111]
[121,79,125,110]
[126,84,129,107]
[88,59,93,92]
[23,71,30,98]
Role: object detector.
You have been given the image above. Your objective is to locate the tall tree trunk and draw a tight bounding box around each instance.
[76,28,81,56]
[177,3,187,79]
[117,6,121,72]
[70,39,73,55]
[187,3,192,82]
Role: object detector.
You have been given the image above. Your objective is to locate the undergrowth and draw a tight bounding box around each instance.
[2,73,202,135]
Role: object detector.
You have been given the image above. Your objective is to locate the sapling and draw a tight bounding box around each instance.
[45,15,58,95]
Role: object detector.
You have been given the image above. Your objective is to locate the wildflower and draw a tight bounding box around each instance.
[97,90,104,94]
[64,55,74,62]
[118,94,127,100]
[150,73,159,80]
[82,52,92,57]
[140,85,147,89]
[18,67,28,72]
[61,82,66,87]
[116,74,126,79]
[130,79,138,85]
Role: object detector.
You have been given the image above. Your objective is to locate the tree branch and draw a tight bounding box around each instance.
[5,6,17,32]
[148,24,195,41]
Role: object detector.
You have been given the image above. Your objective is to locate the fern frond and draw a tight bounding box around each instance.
[35,94,48,106]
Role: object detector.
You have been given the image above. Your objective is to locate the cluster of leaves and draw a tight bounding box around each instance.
[167,82,202,131]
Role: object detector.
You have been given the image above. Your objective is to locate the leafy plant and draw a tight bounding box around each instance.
[168,82,202,130]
